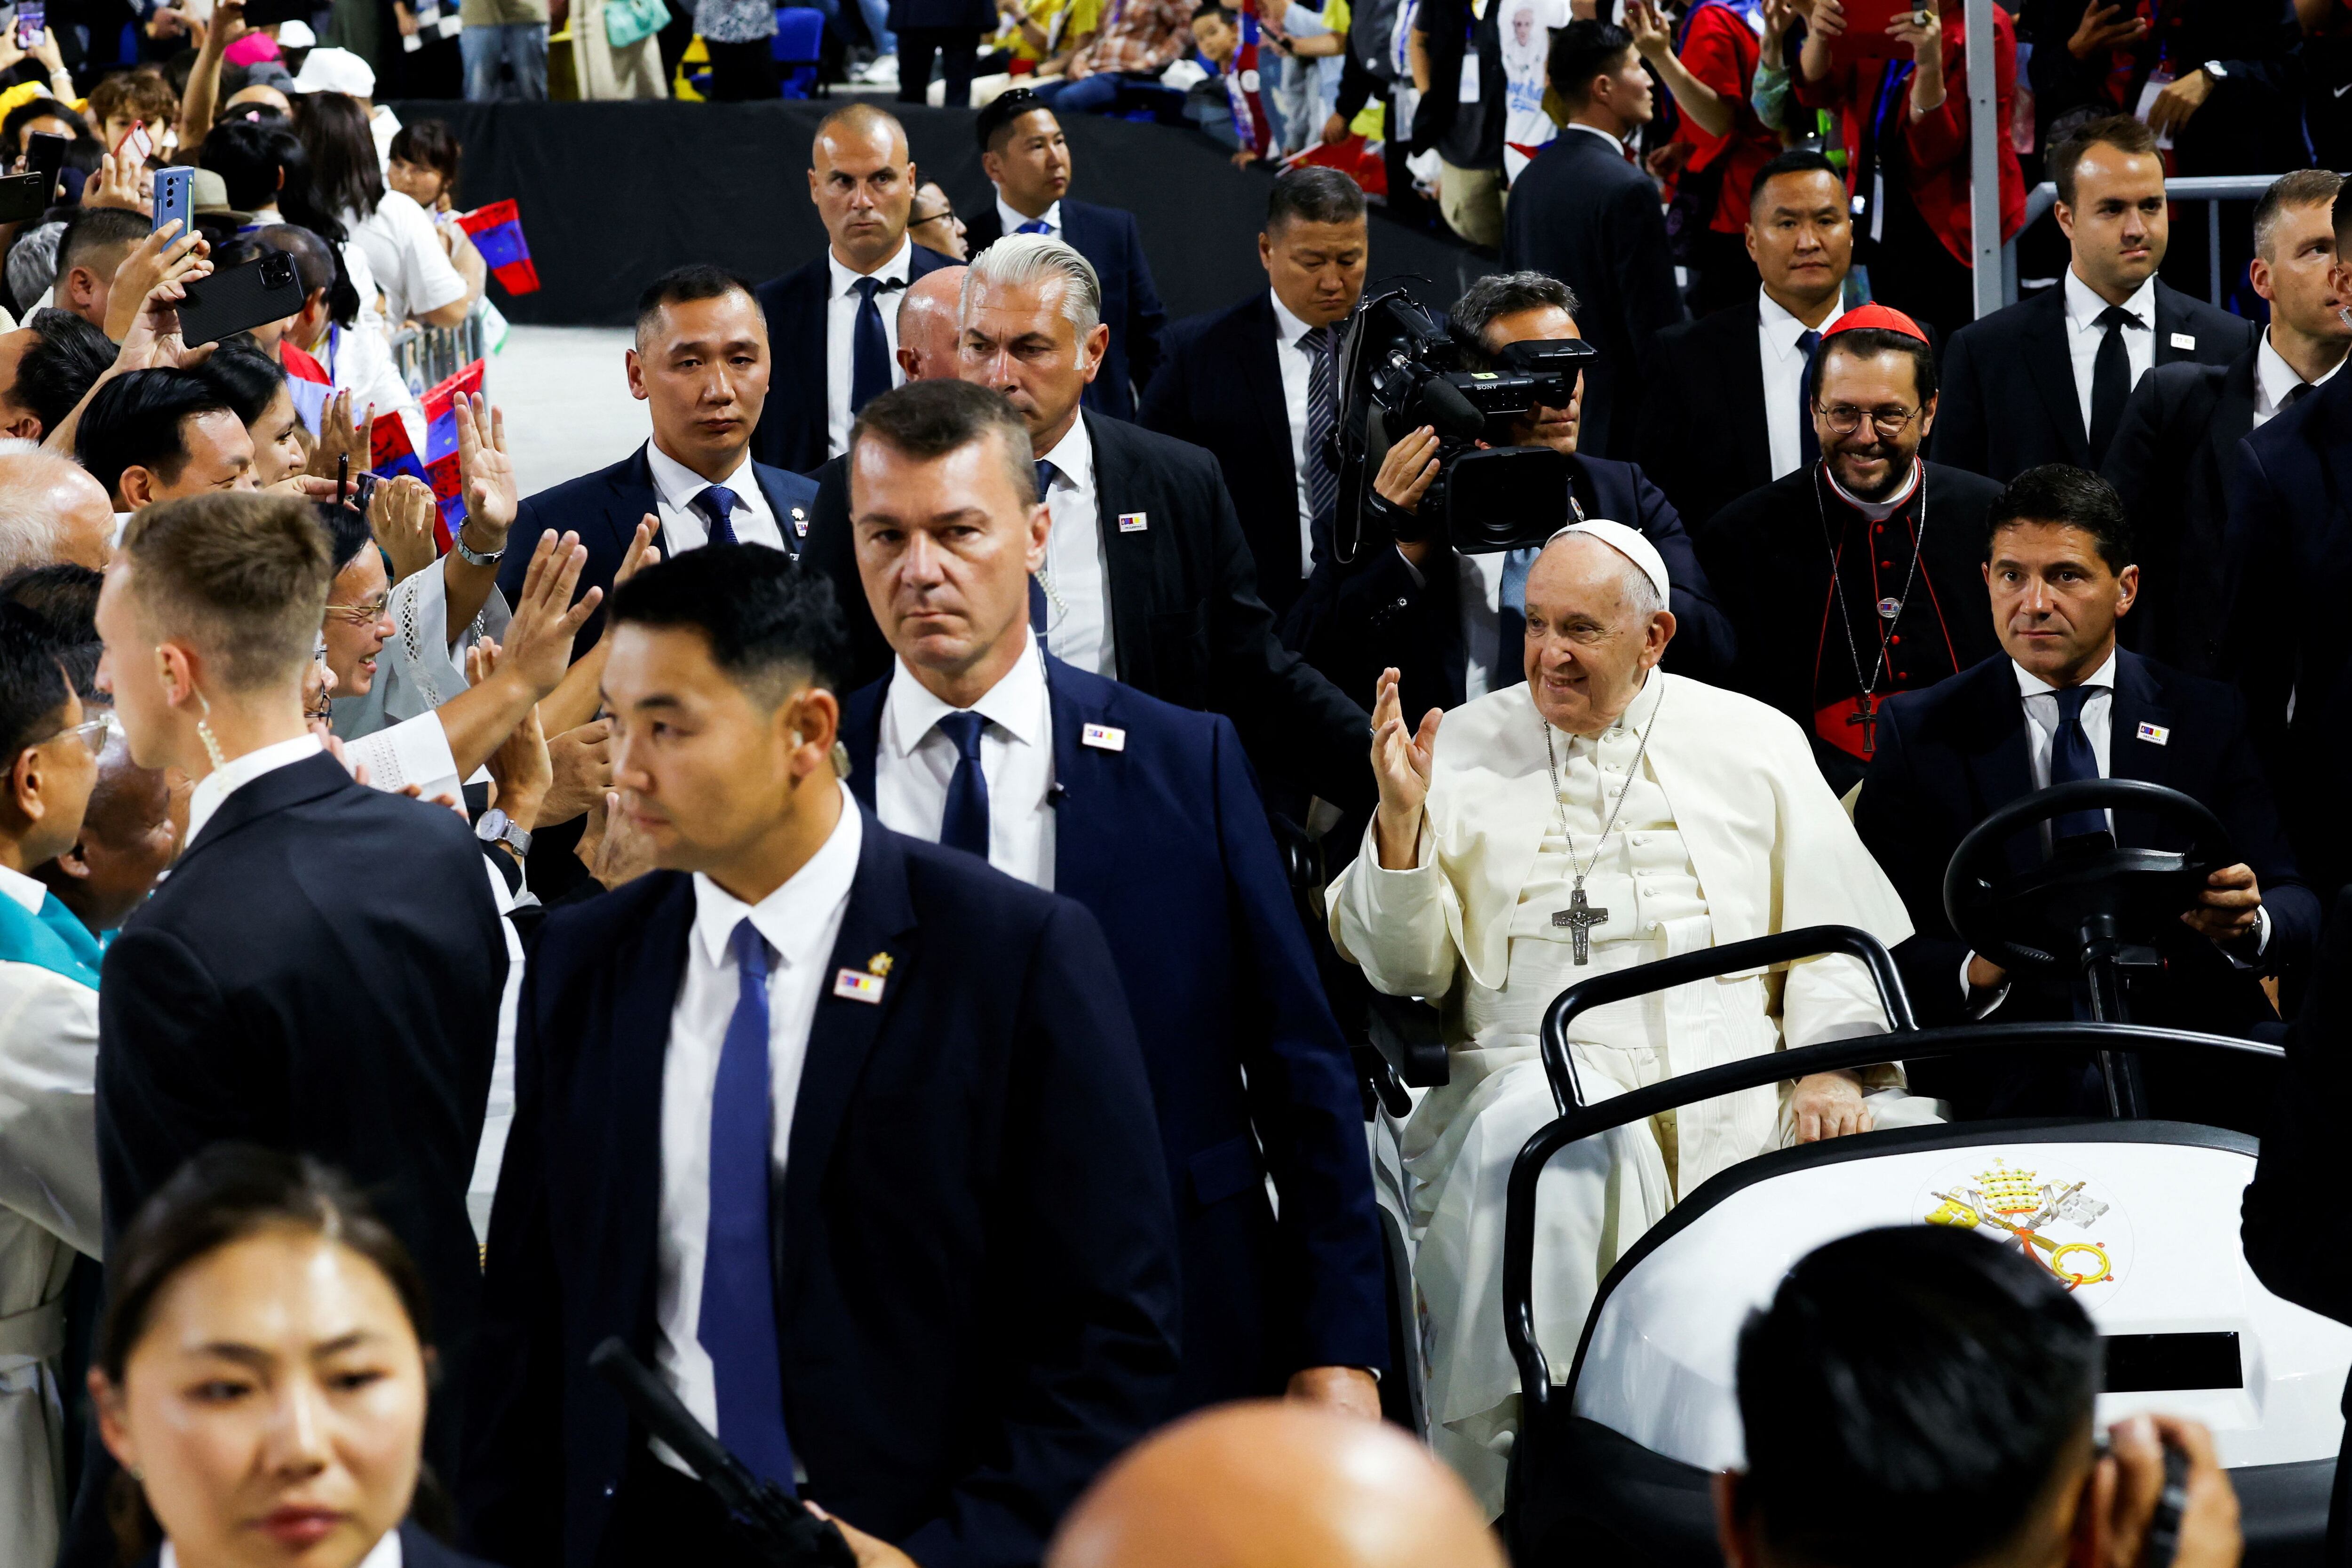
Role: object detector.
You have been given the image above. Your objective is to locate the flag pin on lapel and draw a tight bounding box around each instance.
[2136,722,2170,746]
[791,507,808,538]
[1082,723,1127,751]
[834,960,887,1003]
[1118,511,1149,533]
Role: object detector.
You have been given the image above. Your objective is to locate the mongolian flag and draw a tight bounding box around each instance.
[456,199,540,296]
[420,360,488,544]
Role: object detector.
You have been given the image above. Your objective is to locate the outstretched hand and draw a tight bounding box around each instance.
[1370,667,1439,870]
[499,530,601,701]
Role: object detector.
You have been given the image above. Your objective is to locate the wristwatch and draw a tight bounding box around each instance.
[476,807,532,859]
[453,528,505,567]
[2202,60,2227,80]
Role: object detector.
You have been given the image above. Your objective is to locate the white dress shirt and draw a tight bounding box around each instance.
[1036,415,1117,677]
[1967,648,2263,1002]
[1561,120,1632,157]
[2062,268,2160,438]
[874,631,1057,889]
[646,441,788,554]
[168,1535,398,1568]
[824,238,916,459]
[185,733,325,848]
[1757,286,1843,480]
[2251,326,2347,429]
[1270,288,1325,579]
[653,787,863,1469]
[995,194,1063,237]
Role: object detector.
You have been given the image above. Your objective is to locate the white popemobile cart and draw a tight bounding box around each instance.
[1388,778,2352,1568]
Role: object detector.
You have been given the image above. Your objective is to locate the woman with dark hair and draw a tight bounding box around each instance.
[386,121,461,214]
[298,93,478,331]
[199,338,308,489]
[88,1144,498,1568]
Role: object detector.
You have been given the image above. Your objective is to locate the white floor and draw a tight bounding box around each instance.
[478,325,648,500]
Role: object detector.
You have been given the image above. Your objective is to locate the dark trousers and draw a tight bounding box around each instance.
[600,1442,770,1568]
[896,25,979,104]
[706,37,779,98]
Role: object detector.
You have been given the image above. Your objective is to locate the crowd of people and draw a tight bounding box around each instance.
[0,3,2339,1567]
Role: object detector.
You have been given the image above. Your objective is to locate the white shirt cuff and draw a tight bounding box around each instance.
[1959,950,2010,1019]
[2216,904,2271,969]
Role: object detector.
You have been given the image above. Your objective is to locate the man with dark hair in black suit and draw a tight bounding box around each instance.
[1501,18,1683,462]
[1635,149,1857,534]
[748,103,958,476]
[1857,465,2316,1124]
[1699,307,2003,798]
[504,266,820,638]
[961,88,1165,422]
[2102,169,2348,677]
[802,234,1371,807]
[1933,115,2254,484]
[1286,269,1735,725]
[461,544,1179,1568]
[1138,166,1367,620]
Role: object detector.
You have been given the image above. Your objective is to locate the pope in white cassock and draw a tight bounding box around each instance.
[1329,519,1940,1511]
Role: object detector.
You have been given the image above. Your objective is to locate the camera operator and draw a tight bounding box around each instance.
[1287,271,1733,727]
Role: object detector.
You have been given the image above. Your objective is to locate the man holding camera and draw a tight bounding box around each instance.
[1286,271,1734,727]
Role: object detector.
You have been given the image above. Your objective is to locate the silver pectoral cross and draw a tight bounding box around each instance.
[1552,884,1609,965]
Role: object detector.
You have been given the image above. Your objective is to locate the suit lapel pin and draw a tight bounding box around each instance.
[833,967,886,1003]
[1117,511,1149,533]
[2136,722,2170,746]
[867,952,894,976]
[1081,723,1126,752]
[2169,332,2196,350]
[791,507,808,538]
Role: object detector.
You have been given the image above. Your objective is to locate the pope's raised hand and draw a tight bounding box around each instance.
[1371,667,1440,869]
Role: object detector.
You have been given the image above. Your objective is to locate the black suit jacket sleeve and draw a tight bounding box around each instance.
[2098,364,2178,521]
[1614,175,1685,367]
[1629,465,1736,680]
[1198,471,1375,807]
[803,457,896,689]
[1293,544,1453,719]
[902,897,1178,1568]
[2201,680,2321,985]
[95,927,251,1235]
[2245,887,2352,1327]
[1850,696,1971,1029]
[1119,217,1168,403]
[1932,326,1993,477]
[457,946,566,1565]
[2221,434,2291,774]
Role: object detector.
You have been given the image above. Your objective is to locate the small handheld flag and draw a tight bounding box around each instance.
[456,199,540,296]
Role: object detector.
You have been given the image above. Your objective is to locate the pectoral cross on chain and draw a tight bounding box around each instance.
[1552,884,1609,966]
[1848,694,1880,756]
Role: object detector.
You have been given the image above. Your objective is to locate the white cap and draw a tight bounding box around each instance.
[278,19,318,47]
[1543,517,1670,604]
[292,45,375,96]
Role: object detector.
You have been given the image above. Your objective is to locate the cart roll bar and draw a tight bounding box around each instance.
[1503,1019,2283,1424]
[1540,925,1919,1116]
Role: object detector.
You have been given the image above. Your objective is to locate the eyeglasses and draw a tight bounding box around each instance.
[324,595,391,626]
[1816,402,1924,439]
[44,710,118,756]
[910,208,954,229]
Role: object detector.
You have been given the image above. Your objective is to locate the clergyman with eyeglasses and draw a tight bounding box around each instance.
[1694,303,2006,796]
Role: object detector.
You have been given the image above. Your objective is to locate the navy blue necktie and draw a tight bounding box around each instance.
[694,484,741,547]
[2048,685,2109,842]
[850,276,895,414]
[1015,217,1052,234]
[699,917,796,1492]
[1796,328,1821,469]
[937,710,990,858]
[1030,460,1056,653]
[1497,545,1538,676]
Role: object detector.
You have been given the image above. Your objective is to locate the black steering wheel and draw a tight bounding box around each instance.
[1942,778,2234,976]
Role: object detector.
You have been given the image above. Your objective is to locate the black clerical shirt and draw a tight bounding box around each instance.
[1696,457,2006,794]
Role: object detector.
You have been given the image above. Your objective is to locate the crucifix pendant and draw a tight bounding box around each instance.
[1848,694,1879,756]
[1552,883,1609,965]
